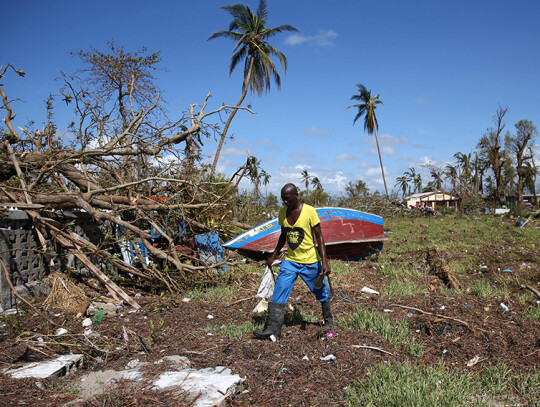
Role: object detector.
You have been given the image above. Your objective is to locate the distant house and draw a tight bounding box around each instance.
[404,190,459,210]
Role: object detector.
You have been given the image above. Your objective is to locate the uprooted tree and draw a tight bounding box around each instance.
[0,44,257,301]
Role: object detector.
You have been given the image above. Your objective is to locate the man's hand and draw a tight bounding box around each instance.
[320,261,331,276]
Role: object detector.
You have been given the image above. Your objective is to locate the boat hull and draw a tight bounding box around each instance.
[224,207,387,261]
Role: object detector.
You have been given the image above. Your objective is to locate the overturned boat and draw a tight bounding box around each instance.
[224,207,387,261]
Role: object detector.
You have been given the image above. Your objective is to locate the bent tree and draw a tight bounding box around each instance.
[208,0,298,178]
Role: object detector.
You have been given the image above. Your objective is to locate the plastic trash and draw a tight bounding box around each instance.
[502,269,513,273]
[256,266,276,298]
[466,355,482,367]
[320,354,336,361]
[55,328,68,335]
[82,318,92,327]
[361,286,380,295]
[327,331,335,339]
[92,308,104,324]
[252,299,268,313]
[500,303,511,312]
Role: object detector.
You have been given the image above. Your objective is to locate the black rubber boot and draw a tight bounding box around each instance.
[321,301,334,329]
[253,302,286,340]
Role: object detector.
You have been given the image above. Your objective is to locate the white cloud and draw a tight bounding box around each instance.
[333,153,356,162]
[301,126,334,136]
[294,164,312,170]
[364,134,409,146]
[285,30,338,47]
[222,147,250,158]
[381,146,397,155]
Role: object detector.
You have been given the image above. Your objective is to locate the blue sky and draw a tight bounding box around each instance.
[3,0,540,196]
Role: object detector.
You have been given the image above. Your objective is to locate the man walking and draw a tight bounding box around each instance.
[254,183,333,340]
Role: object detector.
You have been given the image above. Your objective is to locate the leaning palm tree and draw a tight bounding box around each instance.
[300,169,311,192]
[348,84,388,197]
[208,0,298,177]
[395,175,409,197]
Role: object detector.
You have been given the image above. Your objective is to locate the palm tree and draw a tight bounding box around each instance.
[300,169,311,191]
[430,169,443,190]
[248,156,262,198]
[395,175,409,197]
[261,169,271,197]
[311,176,322,190]
[348,84,388,197]
[208,0,298,177]
[404,167,419,193]
[445,164,458,195]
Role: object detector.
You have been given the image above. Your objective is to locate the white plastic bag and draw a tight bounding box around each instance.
[256,266,275,299]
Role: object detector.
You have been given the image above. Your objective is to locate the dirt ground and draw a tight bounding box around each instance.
[0,244,539,406]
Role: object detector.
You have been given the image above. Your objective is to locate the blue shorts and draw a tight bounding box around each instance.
[272,259,330,304]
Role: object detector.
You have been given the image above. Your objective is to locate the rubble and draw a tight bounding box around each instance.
[4,354,83,379]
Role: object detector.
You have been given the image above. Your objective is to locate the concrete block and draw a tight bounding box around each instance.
[153,366,245,407]
[4,354,83,379]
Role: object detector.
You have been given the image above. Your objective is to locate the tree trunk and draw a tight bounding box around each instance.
[209,58,254,178]
[374,127,389,197]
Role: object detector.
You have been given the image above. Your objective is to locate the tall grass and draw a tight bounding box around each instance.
[341,308,424,356]
[344,360,538,407]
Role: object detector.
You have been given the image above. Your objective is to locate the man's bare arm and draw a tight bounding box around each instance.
[266,226,287,267]
[313,224,330,275]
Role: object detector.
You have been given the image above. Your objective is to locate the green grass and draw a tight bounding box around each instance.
[206,320,263,340]
[524,304,540,322]
[344,360,538,407]
[383,278,425,296]
[344,361,475,407]
[469,279,510,298]
[328,260,355,276]
[184,285,238,302]
[341,308,424,357]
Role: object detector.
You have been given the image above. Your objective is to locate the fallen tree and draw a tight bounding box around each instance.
[0,48,256,303]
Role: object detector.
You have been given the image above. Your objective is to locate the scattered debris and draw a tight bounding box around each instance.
[252,299,268,313]
[360,286,380,295]
[425,248,459,289]
[82,318,92,327]
[4,354,83,379]
[466,355,482,367]
[351,345,393,356]
[500,303,511,312]
[320,354,336,361]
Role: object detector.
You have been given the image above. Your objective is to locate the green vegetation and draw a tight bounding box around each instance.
[470,279,510,298]
[383,279,425,296]
[525,304,540,322]
[184,285,238,302]
[341,308,424,357]
[344,361,538,407]
[206,321,263,340]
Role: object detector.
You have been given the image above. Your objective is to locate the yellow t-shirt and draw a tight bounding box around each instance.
[278,204,321,264]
